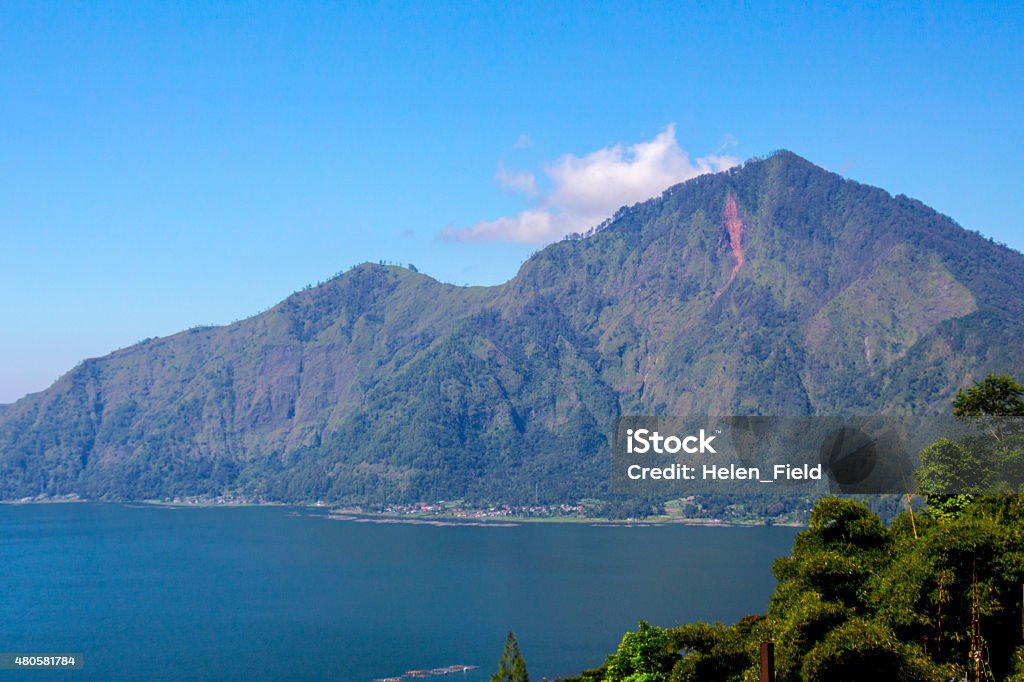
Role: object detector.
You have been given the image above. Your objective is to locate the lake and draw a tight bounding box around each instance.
[0,504,798,680]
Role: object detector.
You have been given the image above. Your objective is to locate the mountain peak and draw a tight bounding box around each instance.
[765,148,810,163]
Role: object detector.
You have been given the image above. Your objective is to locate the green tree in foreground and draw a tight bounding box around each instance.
[602,621,680,681]
[492,631,529,682]
[952,373,1024,417]
[918,373,1024,519]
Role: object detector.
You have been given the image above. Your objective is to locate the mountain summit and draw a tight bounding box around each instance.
[2,152,1021,503]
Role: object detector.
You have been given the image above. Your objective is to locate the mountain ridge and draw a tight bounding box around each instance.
[2,151,1022,503]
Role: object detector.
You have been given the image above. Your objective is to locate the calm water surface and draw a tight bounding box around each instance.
[0,504,798,680]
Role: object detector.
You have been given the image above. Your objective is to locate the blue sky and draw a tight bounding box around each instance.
[2,1,1022,403]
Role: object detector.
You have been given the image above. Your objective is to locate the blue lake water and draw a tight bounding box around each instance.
[0,504,798,680]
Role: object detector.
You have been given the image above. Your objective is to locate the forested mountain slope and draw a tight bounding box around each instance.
[2,151,1021,503]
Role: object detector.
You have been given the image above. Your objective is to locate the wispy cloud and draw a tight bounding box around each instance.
[513,133,533,149]
[496,162,538,197]
[441,125,739,244]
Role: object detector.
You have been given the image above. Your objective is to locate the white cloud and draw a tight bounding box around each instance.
[441,125,739,244]
[496,163,538,197]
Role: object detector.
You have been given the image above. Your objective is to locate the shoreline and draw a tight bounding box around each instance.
[0,495,87,505]
[0,496,806,527]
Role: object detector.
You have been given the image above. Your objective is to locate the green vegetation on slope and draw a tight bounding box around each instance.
[1,152,1022,505]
